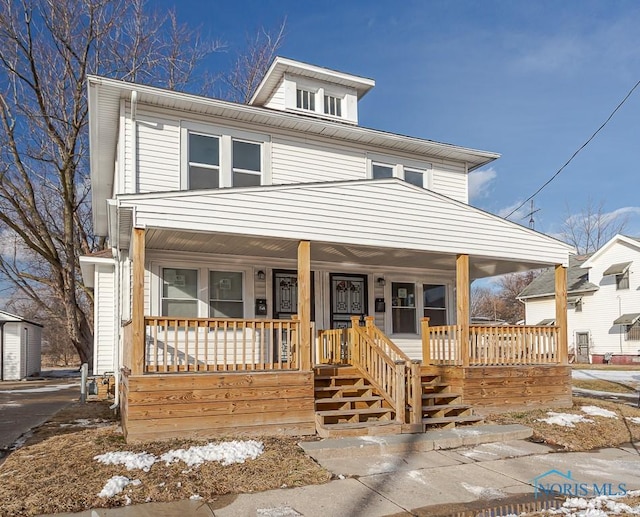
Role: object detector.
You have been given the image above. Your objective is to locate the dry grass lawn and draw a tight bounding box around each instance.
[487,396,640,451]
[573,378,638,393]
[0,401,330,517]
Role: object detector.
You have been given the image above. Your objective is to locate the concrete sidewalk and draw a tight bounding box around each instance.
[45,425,640,517]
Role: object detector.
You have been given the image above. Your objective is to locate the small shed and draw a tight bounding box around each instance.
[0,310,43,381]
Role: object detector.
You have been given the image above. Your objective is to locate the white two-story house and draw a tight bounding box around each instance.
[519,234,640,364]
[81,58,574,442]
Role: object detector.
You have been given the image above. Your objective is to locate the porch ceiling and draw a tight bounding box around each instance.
[145,228,555,278]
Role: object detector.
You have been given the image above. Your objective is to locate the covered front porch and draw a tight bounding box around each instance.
[115,180,573,441]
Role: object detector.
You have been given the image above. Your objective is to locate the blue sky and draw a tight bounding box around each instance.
[166,0,640,236]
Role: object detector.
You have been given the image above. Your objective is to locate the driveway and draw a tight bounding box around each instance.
[0,379,79,452]
[572,369,640,386]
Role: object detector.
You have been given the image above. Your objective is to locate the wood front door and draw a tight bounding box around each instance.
[272,269,314,320]
[330,273,368,329]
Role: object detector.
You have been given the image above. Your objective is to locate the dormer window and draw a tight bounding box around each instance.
[404,168,424,188]
[296,88,315,111]
[372,163,394,179]
[324,95,342,117]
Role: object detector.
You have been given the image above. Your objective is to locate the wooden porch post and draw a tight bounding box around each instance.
[555,264,568,364]
[456,254,470,367]
[298,240,311,370]
[131,227,146,375]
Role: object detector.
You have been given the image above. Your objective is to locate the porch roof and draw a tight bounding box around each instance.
[117,179,573,277]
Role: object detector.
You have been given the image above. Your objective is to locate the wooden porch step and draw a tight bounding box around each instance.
[422,404,470,412]
[422,392,462,400]
[316,407,393,418]
[423,415,483,425]
[315,396,383,405]
[316,420,402,438]
[314,386,373,393]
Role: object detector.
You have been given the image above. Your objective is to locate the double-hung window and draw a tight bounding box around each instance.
[209,271,244,318]
[232,140,261,187]
[616,271,630,290]
[423,284,447,326]
[183,123,268,190]
[188,133,220,190]
[324,94,342,117]
[367,154,431,188]
[372,162,394,179]
[296,88,315,111]
[162,268,199,317]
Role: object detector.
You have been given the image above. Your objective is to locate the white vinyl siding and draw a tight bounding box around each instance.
[1,321,41,380]
[25,326,42,378]
[263,77,286,110]
[271,136,365,184]
[137,116,181,192]
[94,264,116,375]
[2,324,20,380]
[431,163,468,203]
[123,180,571,266]
[123,105,134,194]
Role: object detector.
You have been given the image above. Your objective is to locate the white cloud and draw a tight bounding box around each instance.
[468,167,497,200]
[496,200,529,221]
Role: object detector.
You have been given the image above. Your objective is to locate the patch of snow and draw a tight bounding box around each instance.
[626,416,640,425]
[407,470,427,485]
[94,451,157,472]
[536,411,594,427]
[581,405,618,418]
[257,507,302,517]
[359,436,387,445]
[1,401,22,408]
[461,482,506,499]
[160,440,263,467]
[123,495,131,506]
[98,476,139,498]
[337,474,345,480]
[189,494,202,500]
[0,383,79,394]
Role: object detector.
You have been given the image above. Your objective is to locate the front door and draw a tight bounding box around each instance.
[330,273,368,329]
[576,332,590,363]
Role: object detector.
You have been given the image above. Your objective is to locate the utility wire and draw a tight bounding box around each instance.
[506,78,640,219]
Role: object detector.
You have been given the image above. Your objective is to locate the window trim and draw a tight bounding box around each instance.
[180,121,271,190]
[366,153,433,189]
[187,132,221,190]
[152,260,254,319]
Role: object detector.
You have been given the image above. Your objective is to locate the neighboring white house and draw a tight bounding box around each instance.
[519,234,640,364]
[0,310,43,380]
[80,57,573,379]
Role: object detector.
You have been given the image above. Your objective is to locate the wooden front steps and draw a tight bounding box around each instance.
[314,366,400,437]
[419,371,482,429]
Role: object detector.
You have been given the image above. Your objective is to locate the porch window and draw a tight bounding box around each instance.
[232,140,261,187]
[423,284,447,326]
[188,133,220,190]
[392,282,416,333]
[162,268,198,317]
[209,271,244,318]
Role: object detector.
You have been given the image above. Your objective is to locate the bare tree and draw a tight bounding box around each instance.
[560,199,628,254]
[0,0,222,367]
[223,19,287,104]
[471,270,539,324]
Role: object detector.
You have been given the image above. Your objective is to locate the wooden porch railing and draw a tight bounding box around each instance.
[421,318,560,366]
[316,328,349,364]
[143,317,300,372]
[349,317,407,424]
[122,320,133,372]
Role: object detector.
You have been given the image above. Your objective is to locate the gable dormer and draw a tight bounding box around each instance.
[249,57,374,125]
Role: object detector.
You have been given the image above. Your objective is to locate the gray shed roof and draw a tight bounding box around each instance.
[518,254,599,300]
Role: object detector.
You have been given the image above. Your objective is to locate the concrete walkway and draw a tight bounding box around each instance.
[45,425,640,517]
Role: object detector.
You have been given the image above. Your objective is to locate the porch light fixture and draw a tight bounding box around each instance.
[256,270,266,280]
[377,277,386,287]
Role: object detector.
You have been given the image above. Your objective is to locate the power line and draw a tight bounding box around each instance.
[506,78,640,219]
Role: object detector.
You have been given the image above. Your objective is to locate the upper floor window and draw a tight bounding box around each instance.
[232,140,261,187]
[324,95,342,117]
[182,123,269,190]
[296,88,315,111]
[367,154,432,188]
[616,271,629,290]
[372,162,394,179]
[188,133,220,189]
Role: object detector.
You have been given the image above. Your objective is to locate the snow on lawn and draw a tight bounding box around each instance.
[626,416,640,425]
[160,440,264,467]
[97,476,141,498]
[94,440,265,498]
[539,490,640,516]
[537,412,594,427]
[0,383,79,394]
[580,405,618,418]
